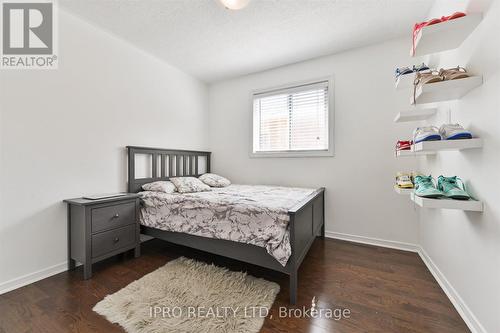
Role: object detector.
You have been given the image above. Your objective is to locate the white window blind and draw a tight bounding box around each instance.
[252,81,330,154]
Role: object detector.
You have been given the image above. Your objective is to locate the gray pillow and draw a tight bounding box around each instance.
[170,177,211,193]
[142,181,177,193]
[199,173,231,188]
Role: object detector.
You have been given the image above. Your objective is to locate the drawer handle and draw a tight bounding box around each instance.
[112,213,120,219]
[113,237,120,243]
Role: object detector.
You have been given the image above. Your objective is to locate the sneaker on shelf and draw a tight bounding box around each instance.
[414,175,443,198]
[413,126,442,144]
[395,67,414,81]
[439,66,470,81]
[396,140,412,151]
[441,12,466,22]
[439,123,473,140]
[413,63,430,73]
[437,176,471,200]
[395,63,430,80]
[396,172,414,189]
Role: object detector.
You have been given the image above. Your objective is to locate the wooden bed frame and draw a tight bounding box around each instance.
[127,146,325,304]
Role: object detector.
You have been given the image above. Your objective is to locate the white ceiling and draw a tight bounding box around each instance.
[60,0,434,82]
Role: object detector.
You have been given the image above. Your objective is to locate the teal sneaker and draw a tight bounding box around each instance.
[414,175,443,198]
[437,176,471,200]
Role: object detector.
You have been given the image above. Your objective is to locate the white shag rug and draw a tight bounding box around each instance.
[93,257,280,333]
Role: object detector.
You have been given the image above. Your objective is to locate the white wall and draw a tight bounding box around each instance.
[208,38,420,247]
[418,1,500,332]
[0,10,209,290]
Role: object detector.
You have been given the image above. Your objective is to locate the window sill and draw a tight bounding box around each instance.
[249,150,334,158]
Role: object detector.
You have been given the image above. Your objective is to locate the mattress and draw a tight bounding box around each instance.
[139,184,315,266]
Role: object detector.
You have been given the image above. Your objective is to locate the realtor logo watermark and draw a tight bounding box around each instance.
[1,0,58,69]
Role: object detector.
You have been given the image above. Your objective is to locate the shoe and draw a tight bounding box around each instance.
[395,66,413,79]
[441,12,466,22]
[396,140,412,151]
[414,70,444,85]
[413,126,442,144]
[413,63,430,72]
[396,172,414,189]
[413,70,444,104]
[411,171,423,183]
[414,175,443,198]
[439,124,472,140]
[437,176,471,200]
[395,63,430,80]
[439,66,470,81]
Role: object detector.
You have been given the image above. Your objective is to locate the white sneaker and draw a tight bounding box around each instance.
[413,126,441,144]
[396,172,414,188]
[439,124,472,140]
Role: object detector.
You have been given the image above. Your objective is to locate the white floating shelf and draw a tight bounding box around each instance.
[394,108,437,123]
[396,139,482,157]
[411,193,483,212]
[411,76,483,105]
[413,138,483,152]
[396,149,436,157]
[395,73,416,90]
[411,14,482,57]
[394,186,414,195]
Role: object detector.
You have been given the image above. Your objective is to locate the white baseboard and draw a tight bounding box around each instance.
[325,231,420,252]
[418,247,486,333]
[0,261,68,295]
[325,230,485,333]
[0,236,153,295]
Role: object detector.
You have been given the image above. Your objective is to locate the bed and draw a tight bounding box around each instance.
[127,146,325,304]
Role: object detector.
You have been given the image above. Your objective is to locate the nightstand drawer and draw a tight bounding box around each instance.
[92,225,136,258]
[91,201,135,233]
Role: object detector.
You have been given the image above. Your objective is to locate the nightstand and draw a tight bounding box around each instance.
[64,194,140,279]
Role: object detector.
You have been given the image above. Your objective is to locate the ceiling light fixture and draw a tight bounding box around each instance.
[219,0,250,10]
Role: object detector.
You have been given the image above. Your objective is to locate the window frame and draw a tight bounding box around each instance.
[249,76,335,158]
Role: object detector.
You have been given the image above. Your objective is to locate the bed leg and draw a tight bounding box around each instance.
[290,271,297,305]
[320,223,325,239]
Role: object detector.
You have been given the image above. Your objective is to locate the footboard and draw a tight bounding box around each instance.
[287,187,325,303]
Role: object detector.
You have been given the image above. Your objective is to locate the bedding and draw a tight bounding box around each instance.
[139,184,315,266]
[199,173,231,187]
[142,180,177,193]
[170,177,211,193]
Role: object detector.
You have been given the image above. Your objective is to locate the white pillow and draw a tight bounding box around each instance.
[170,177,211,193]
[142,181,177,193]
[199,173,231,188]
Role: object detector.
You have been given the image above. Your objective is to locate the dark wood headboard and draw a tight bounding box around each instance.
[127,146,211,193]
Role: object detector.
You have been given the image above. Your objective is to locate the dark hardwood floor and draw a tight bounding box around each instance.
[0,238,470,333]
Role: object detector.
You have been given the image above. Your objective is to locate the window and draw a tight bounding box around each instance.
[251,79,333,157]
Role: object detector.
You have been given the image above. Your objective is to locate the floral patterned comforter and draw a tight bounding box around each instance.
[139,184,315,266]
